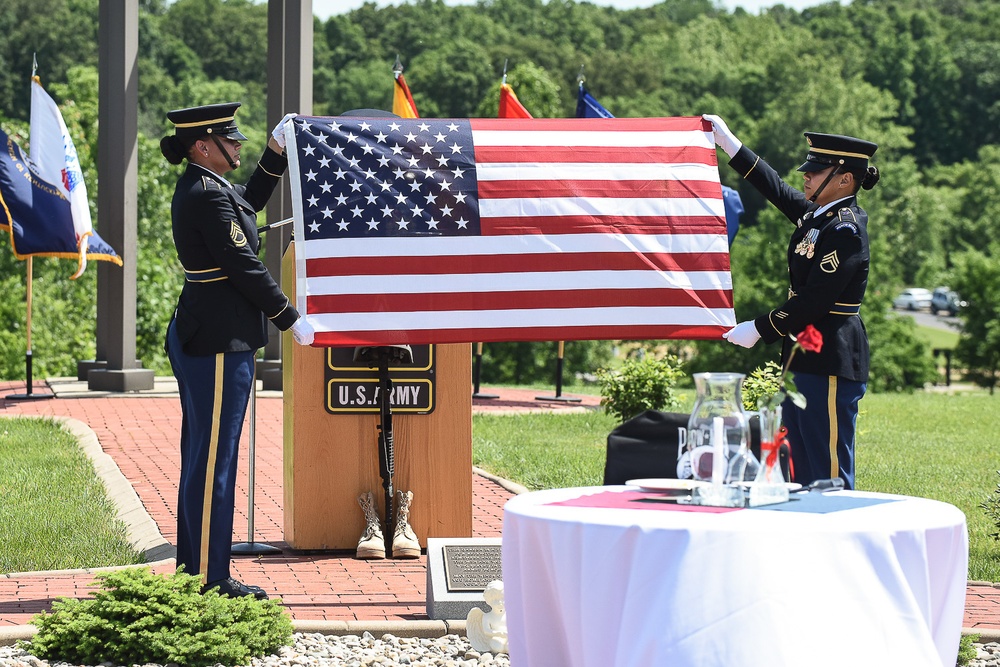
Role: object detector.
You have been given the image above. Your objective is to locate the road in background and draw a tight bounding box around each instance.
[894,308,962,333]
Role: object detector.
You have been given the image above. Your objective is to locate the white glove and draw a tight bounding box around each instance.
[722,321,760,348]
[290,317,314,346]
[271,112,297,149]
[703,114,743,159]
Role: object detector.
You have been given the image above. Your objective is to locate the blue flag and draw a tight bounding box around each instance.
[722,185,744,246]
[0,128,121,267]
[576,85,615,119]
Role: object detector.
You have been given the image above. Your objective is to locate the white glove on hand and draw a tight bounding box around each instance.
[271,112,298,149]
[703,114,743,159]
[722,321,761,348]
[290,317,314,346]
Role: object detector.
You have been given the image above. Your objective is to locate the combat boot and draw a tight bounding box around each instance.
[392,490,420,559]
[356,491,386,559]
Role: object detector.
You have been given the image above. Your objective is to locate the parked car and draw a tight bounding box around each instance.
[893,288,933,311]
[930,287,966,316]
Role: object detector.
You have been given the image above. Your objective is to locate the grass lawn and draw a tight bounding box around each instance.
[5,390,998,582]
[859,392,1000,581]
[0,416,145,574]
[915,322,961,351]
[474,389,1000,582]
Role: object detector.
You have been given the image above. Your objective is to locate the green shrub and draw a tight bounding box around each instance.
[596,353,684,423]
[958,633,979,665]
[980,470,1000,541]
[741,361,783,411]
[23,567,292,667]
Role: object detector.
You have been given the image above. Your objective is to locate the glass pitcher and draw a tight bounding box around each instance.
[685,372,752,484]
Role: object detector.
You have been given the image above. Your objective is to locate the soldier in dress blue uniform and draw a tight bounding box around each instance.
[705,115,880,490]
[160,102,313,598]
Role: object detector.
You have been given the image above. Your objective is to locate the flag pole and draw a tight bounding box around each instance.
[7,257,53,401]
[535,341,581,403]
[232,358,281,555]
[258,217,294,233]
[472,342,498,400]
[7,53,53,401]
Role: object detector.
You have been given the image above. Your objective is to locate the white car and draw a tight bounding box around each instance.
[893,288,933,311]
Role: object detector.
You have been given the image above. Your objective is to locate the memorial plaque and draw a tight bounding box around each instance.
[427,538,500,619]
[443,544,503,592]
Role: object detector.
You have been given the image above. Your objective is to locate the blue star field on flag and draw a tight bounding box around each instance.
[293,117,484,239]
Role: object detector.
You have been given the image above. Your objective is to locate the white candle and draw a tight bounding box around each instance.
[711,416,725,485]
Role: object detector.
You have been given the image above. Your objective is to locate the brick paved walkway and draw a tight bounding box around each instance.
[1,378,998,638]
[0,380,598,628]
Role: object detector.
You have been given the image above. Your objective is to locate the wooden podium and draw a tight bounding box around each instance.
[281,245,473,550]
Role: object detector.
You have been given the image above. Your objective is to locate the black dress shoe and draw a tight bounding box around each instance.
[201,577,268,600]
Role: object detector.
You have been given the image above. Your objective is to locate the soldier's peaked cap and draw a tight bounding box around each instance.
[167,102,248,141]
[797,132,877,173]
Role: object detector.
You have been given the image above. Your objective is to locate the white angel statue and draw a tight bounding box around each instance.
[466,580,508,654]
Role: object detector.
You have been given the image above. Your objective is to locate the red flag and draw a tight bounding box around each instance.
[286,116,734,346]
[392,73,419,119]
[498,83,533,119]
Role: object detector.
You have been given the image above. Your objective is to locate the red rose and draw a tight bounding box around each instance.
[796,325,823,354]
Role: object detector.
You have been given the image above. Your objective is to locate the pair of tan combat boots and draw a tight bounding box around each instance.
[356,489,420,559]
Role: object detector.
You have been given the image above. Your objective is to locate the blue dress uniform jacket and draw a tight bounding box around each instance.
[168,146,298,355]
[729,145,870,383]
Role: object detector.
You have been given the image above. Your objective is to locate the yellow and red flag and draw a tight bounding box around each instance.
[392,73,419,119]
[498,82,532,119]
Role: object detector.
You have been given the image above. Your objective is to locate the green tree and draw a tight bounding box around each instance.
[315,60,390,117]
[474,61,562,118]
[408,39,495,118]
[0,0,99,120]
[159,0,268,93]
[952,246,1000,393]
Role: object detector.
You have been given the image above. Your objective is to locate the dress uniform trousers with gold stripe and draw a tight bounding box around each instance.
[728,146,871,489]
[165,147,299,584]
[167,321,254,585]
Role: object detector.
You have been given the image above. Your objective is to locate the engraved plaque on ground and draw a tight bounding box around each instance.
[442,545,503,592]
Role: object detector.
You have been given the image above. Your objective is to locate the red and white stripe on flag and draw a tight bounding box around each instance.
[288,115,735,346]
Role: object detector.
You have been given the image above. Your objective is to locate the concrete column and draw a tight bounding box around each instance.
[260,0,313,390]
[87,0,153,392]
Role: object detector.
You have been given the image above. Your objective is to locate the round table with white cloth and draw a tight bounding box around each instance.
[502,486,968,667]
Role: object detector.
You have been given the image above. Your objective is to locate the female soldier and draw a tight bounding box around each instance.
[160,103,312,598]
[705,114,879,490]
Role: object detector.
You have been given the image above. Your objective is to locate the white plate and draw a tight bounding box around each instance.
[626,478,711,492]
[736,481,803,492]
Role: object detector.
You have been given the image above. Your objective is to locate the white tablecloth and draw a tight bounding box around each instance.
[502,487,968,667]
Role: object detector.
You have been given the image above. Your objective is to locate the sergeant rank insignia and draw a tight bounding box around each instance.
[229,220,248,247]
[820,250,840,273]
[795,228,820,258]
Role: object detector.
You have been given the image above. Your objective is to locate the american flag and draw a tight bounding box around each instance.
[287,115,735,346]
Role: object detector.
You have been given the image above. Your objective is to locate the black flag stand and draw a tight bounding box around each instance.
[472,342,498,399]
[6,351,54,401]
[232,360,281,556]
[536,341,581,403]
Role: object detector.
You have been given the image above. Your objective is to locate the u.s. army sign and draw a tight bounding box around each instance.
[324,345,436,414]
